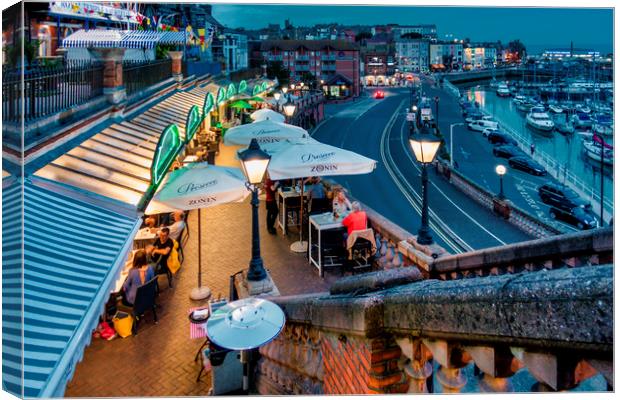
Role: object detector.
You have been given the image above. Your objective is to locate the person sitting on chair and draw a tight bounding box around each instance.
[148,228,173,275]
[332,188,352,217]
[342,201,367,236]
[122,250,154,306]
[306,177,326,200]
[165,211,186,242]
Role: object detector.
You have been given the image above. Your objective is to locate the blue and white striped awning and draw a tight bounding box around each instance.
[2,180,139,398]
[63,29,187,49]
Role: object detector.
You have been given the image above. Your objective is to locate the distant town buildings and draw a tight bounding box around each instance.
[260,40,360,98]
[542,48,601,60]
[395,38,430,73]
[463,46,497,69]
[429,42,463,70]
[392,24,437,39]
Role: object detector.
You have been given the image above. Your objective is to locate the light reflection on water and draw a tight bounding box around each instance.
[462,87,614,203]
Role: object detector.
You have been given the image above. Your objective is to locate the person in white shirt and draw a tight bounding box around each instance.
[167,211,186,242]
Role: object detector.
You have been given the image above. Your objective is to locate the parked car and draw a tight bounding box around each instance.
[374,90,385,99]
[487,131,518,146]
[492,144,523,159]
[468,119,499,132]
[538,183,591,209]
[508,156,547,176]
[549,206,598,230]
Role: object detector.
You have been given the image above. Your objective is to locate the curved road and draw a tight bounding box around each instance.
[313,88,532,253]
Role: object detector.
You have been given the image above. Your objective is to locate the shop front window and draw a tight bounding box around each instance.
[329,85,340,97]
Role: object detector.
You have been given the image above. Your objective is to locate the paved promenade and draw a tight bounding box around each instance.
[65,200,337,397]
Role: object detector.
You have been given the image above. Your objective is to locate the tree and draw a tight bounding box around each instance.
[442,54,454,71]
[266,60,290,85]
[298,71,317,89]
[355,31,372,42]
[401,32,423,39]
[507,39,527,59]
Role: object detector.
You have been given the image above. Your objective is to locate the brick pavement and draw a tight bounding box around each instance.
[65,199,338,397]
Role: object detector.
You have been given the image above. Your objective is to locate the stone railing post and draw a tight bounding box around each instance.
[89,48,126,106]
[396,338,434,393]
[464,345,521,392]
[168,51,184,82]
[423,339,470,393]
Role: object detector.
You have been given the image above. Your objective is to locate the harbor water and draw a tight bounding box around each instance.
[461,84,614,213]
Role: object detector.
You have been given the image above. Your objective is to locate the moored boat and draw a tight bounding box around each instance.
[526,107,555,132]
[496,84,511,97]
[583,141,613,165]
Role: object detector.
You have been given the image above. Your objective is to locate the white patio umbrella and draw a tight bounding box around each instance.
[265,135,377,252]
[223,119,307,146]
[145,162,250,300]
[250,108,286,123]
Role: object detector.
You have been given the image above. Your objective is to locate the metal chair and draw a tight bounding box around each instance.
[346,237,375,275]
[131,277,159,334]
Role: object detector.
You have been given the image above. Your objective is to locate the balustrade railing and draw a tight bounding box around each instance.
[2,60,104,123]
[123,59,172,97]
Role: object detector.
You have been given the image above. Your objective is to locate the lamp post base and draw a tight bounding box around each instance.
[290,240,308,253]
[189,286,212,301]
[417,228,434,246]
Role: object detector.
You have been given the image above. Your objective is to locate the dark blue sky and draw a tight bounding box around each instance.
[212,5,613,53]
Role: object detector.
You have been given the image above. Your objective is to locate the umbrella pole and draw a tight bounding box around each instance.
[190,208,212,300]
[290,178,308,253]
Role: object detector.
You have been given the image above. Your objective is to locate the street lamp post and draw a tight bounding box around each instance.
[411,105,418,134]
[283,99,296,124]
[238,139,271,281]
[273,92,281,112]
[495,164,507,200]
[434,96,440,127]
[449,123,464,168]
[409,127,442,245]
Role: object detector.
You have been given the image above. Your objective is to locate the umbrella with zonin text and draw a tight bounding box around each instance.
[264,135,377,252]
[146,162,250,300]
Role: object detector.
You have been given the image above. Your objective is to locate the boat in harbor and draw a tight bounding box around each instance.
[582,141,613,165]
[526,106,555,132]
[592,114,613,138]
[496,84,511,97]
[516,99,537,112]
[555,122,575,135]
[571,112,593,129]
[548,103,564,114]
[575,104,592,114]
[512,95,526,106]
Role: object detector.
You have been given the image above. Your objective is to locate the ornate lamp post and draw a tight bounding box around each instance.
[495,164,507,200]
[409,128,442,245]
[410,105,418,134]
[273,91,281,112]
[283,99,297,124]
[238,139,271,281]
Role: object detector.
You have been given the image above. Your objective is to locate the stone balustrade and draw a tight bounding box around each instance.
[428,227,612,280]
[436,161,566,238]
[256,265,613,394]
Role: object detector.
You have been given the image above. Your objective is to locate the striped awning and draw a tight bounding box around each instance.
[2,180,139,398]
[63,29,187,49]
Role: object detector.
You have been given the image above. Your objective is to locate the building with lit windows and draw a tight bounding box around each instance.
[395,38,430,73]
[429,42,463,70]
[464,47,497,69]
[261,40,360,98]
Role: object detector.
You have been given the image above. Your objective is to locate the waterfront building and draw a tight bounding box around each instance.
[392,24,437,39]
[429,41,463,70]
[542,48,601,60]
[213,32,248,74]
[261,39,360,97]
[463,46,497,69]
[395,37,430,73]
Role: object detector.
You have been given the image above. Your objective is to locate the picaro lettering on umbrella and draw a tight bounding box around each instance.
[176,179,218,194]
[301,152,336,163]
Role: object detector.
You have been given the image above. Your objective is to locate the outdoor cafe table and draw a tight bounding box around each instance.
[277,187,309,235]
[133,227,156,249]
[308,212,346,277]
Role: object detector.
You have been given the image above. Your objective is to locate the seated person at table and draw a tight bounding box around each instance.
[332,188,352,217]
[306,177,326,200]
[148,228,173,275]
[342,202,367,236]
[142,216,157,230]
[166,210,186,242]
[122,250,154,306]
